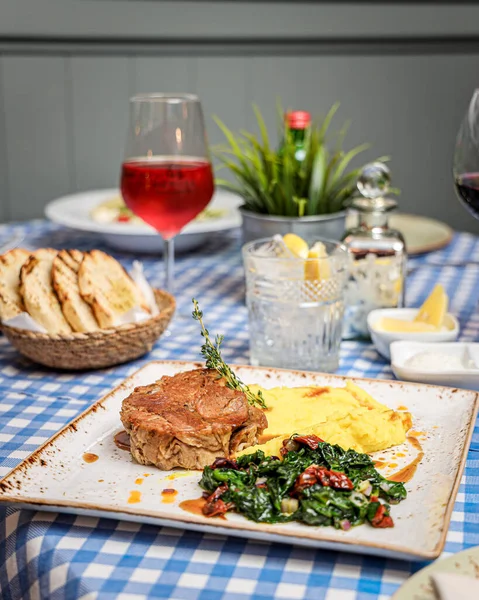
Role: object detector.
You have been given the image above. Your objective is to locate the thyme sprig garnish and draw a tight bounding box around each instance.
[192,298,267,409]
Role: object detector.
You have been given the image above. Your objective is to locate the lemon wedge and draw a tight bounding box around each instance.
[374,257,391,266]
[305,242,331,281]
[377,318,437,333]
[283,233,309,259]
[414,284,448,328]
[372,257,402,297]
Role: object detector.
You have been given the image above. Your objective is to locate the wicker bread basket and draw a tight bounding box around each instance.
[1,289,175,370]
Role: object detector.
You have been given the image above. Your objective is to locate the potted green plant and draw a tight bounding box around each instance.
[213,102,384,242]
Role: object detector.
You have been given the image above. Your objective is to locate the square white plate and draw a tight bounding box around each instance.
[0,361,477,561]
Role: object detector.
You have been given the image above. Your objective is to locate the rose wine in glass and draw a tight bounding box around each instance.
[120,94,214,294]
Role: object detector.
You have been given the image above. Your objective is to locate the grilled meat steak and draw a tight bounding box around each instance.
[120,369,267,470]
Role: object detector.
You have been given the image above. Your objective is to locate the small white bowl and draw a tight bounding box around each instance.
[367,308,459,360]
[390,341,479,390]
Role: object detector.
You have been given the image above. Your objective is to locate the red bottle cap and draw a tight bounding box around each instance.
[286,110,311,129]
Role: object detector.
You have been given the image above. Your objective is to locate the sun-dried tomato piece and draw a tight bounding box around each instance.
[316,467,331,487]
[210,457,239,470]
[314,466,353,490]
[292,466,319,494]
[370,504,394,528]
[280,438,299,456]
[206,483,228,501]
[203,498,234,517]
[292,465,354,495]
[202,484,234,517]
[327,470,354,491]
[292,435,325,450]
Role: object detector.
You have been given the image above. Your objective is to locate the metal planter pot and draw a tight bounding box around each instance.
[240,207,347,244]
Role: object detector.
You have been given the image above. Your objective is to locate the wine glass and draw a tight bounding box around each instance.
[120,94,215,297]
[454,89,479,219]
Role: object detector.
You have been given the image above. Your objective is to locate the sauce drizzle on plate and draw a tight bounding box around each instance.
[161,489,178,504]
[179,497,206,516]
[128,490,141,504]
[82,453,99,463]
[388,437,424,483]
[179,497,227,519]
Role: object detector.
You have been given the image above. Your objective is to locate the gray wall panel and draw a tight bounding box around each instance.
[134,57,196,96]
[248,57,307,145]
[293,54,479,233]
[2,56,71,220]
[71,56,131,191]
[197,57,250,180]
[3,1,479,39]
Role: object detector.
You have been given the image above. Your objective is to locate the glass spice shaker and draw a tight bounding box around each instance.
[341,162,407,340]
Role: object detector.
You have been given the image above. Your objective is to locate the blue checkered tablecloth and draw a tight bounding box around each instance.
[0,220,478,600]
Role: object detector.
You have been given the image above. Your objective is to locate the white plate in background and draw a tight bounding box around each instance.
[0,360,477,562]
[393,545,479,599]
[45,189,243,254]
[390,213,453,255]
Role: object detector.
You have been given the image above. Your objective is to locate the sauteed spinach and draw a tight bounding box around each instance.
[198,435,406,529]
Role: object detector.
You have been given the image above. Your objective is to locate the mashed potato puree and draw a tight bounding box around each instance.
[238,381,412,457]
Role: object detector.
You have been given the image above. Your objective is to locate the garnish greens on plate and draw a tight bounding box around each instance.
[192,298,266,409]
[200,435,407,529]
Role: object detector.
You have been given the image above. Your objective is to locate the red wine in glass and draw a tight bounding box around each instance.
[455,172,479,219]
[121,159,214,239]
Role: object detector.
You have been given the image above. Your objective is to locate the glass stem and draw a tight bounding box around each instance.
[164,237,174,294]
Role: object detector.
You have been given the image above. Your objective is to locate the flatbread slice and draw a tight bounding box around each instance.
[57,248,83,272]
[19,249,73,334]
[52,250,99,333]
[0,248,31,321]
[78,250,150,328]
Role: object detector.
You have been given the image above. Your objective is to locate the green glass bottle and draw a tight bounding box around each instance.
[282,110,311,161]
